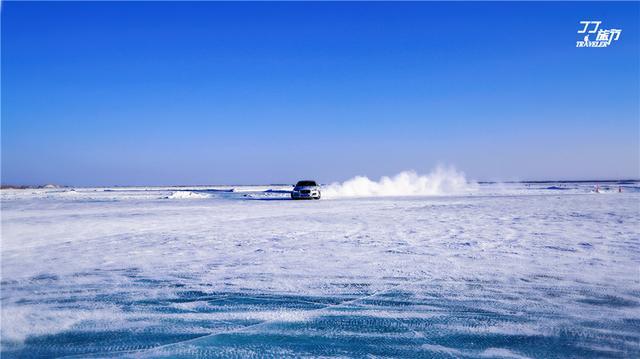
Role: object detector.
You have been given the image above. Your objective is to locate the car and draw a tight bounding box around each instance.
[291,180,321,200]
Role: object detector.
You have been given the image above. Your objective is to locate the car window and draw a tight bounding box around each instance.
[296,181,317,186]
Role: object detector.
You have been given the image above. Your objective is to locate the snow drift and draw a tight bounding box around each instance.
[166,191,211,199]
[322,166,475,198]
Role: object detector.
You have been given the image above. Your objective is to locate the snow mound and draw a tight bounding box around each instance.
[166,191,211,199]
[323,166,475,198]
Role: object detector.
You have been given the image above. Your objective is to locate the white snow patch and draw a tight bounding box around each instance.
[166,191,211,199]
[480,348,532,359]
[0,305,123,343]
[421,343,465,355]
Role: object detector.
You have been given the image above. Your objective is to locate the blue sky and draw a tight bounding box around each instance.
[2,1,638,186]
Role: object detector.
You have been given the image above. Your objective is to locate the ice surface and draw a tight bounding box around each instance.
[1,181,639,357]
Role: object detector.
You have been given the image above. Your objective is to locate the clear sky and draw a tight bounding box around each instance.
[2,1,639,186]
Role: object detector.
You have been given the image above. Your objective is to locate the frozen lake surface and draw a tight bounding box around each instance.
[1,182,639,358]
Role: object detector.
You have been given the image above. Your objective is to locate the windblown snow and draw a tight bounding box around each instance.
[323,167,474,198]
[1,175,639,358]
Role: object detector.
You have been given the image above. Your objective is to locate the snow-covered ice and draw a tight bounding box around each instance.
[1,179,639,357]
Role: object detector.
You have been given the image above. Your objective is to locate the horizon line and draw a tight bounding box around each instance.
[1,178,639,189]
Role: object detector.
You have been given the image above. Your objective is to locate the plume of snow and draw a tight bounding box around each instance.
[322,166,475,198]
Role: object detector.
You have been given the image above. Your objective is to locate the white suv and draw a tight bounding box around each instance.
[291,180,321,200]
